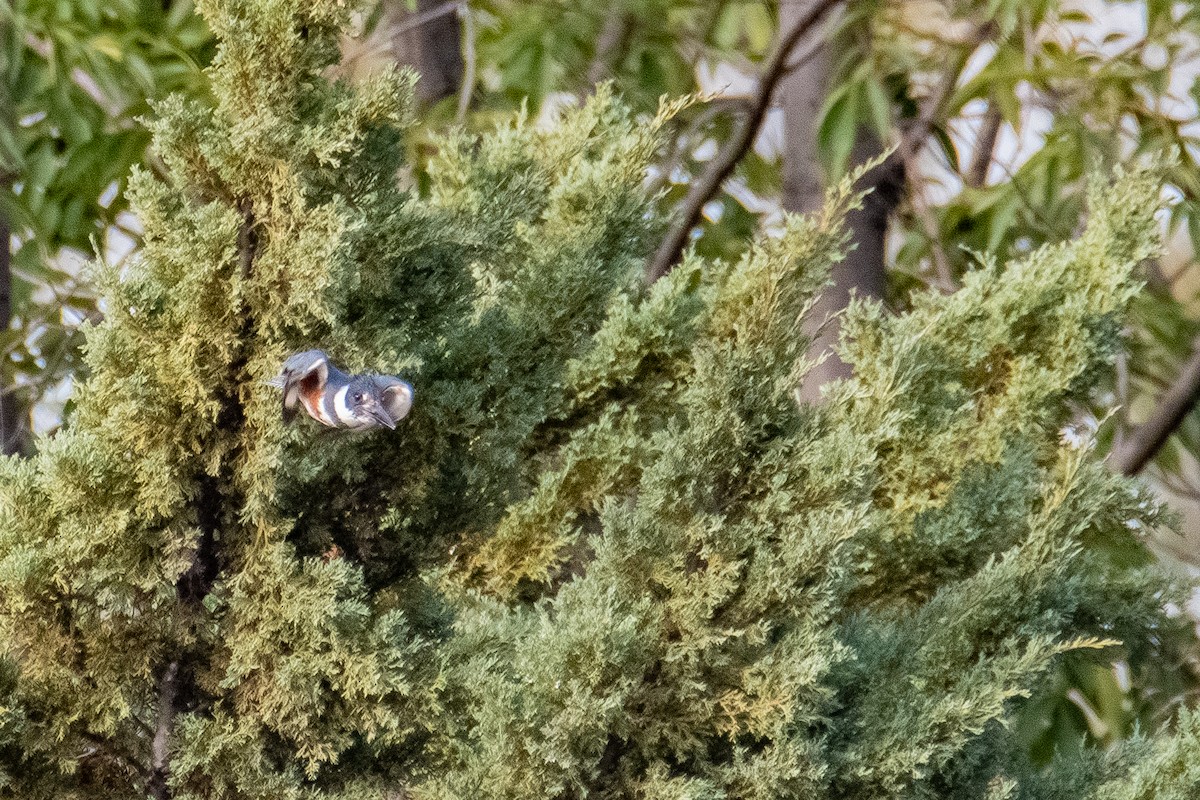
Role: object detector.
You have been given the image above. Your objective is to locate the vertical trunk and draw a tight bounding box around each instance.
[797,142,899,401]
[387,0,464,105]
[147,660,179,800]
[0,194,25,456]
[779,0,893,401]
[778,0,830,218]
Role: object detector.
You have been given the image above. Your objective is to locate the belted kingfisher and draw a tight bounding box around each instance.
[267,349,413,431]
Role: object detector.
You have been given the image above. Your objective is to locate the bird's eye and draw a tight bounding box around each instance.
[353,392,363,403]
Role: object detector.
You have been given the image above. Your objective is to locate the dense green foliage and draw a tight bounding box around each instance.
[0,1,1196,798]
[447,0,1200,751]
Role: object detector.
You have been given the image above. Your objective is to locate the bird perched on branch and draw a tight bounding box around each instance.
[267,349,413,431]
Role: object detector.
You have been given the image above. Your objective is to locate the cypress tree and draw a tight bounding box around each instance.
[0,1,1196,798]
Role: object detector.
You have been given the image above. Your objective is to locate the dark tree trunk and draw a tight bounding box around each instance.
[388,0,464,105]
[0,193,26,456]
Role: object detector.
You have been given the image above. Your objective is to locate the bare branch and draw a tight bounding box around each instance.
[1110,338,1200,476]
[883,28,994,296]
[965,101,1002,189]
[390,0,461,37]
[586,7,632,90]
[903,167,957,293]
[646,0,844,283]
[0,178,18,456]
[643,98,749,199]
[798,22,994,397]
[895,25,994,165]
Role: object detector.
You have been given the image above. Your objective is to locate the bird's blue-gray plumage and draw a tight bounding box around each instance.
[267,349,413,431]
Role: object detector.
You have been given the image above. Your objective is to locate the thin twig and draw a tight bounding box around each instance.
[886,29,995,294]
[992,161,1062,238]
[906,177,957,293]
[391,0,461,37]
[1110,338,1200,476]
[778,35,828,80]
[643,98,748,199]
[1156,469,1200,503]
[0,178,17,455]
[895,23,995,167]
[1113,346,1130,453]
[646,0,844,283]
[0,271,92,361]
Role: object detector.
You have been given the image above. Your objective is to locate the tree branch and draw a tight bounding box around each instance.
[845,20,995,216]
[798,22,993,398]
[965,100,1001,189]
[586,7,632,90]
[1110,338,1200,476]
[883,29,993,296]
[78,731,150,781]
[390,0,461,36]
[160,204,260,797]
[902,163,957,293]
[645,0,843,283]
[894,24,994,166]
[643,98,748,199]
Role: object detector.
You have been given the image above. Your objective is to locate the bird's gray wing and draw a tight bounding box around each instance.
[373,375,413,423]
[270,350,330,422]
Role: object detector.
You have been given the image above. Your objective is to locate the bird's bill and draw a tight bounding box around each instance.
[367,405,396,430]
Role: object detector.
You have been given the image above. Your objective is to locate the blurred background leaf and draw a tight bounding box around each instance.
[0,0,213,452]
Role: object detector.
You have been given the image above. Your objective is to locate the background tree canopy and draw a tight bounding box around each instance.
[0,0,214,453]
[2,0,1200,796]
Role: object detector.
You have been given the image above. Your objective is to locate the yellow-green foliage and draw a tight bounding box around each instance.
[0,1,1193,798]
